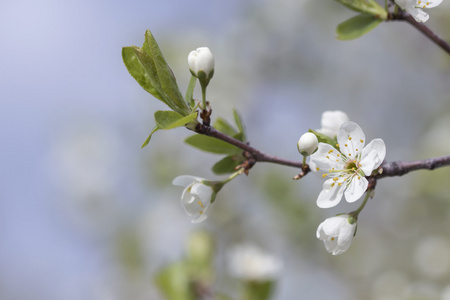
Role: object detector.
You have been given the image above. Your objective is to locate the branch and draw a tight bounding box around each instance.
[194,123,303,169]
[377,155,450,178]
[390,10,450,55]
[193,123,450,179]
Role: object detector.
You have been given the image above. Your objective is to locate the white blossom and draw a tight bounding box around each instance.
[317,214,357,255]
[188,47,215,80]
[395,0,443,22]
[172,175,216,223]
[227,244,282,281]
[317,110,349,138]
[310,121,386,208]
[297,132,318,156]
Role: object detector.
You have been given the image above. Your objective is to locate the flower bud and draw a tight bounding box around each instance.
[188,47,215,82]
[297,132,318,156]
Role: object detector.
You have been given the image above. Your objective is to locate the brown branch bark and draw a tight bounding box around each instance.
[193,123,450,179]
[390,11,450,55]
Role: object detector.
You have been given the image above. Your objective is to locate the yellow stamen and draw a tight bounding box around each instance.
[316,167,320,171]
[326,156,330,159]
[333,177,338,181]
[336,144,340,148]
[348,137,352,140]
[331,183,335,187]
[198,201,205,208]
[345,144,348,147]
[360,139,364,143]
[348,153,352,156]
[338,182,342,186]
[322,173,328,178]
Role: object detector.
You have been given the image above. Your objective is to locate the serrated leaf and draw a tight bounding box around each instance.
[185,135,242,155]
[233,108,246,138]
[336,14,383,41]
[335,0,387,18]
[122,46,166,103]
[154,111,198,129]
[141,125,160,148]
[185,75,197,109]
[309,129,338,147]
[213,118,237,137]
[212,155,244,175]
[143,30,189,115]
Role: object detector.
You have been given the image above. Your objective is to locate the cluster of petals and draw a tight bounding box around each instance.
[188,47,215,80]
[172,175,214,223]
[317,215,357,255]
[395,0,443,22]
[310,121,386,208]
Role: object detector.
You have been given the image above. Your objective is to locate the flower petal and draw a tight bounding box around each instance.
[360,138,386,175]
[319,110,349,138]
[337,122,365,159]
[191,182,214,206]
[192,214,208,223]
[344,176,368,203]
[407,7,429,22]
[172,175,203,187]
[317,178,346,208]
[419,0,442,8]
[309,143,344,176]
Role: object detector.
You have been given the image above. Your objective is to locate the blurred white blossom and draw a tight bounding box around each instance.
[317,110,349,138]
[227,244,282,281]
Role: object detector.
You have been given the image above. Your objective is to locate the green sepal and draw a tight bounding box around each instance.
[185,135,242,155]
[309,129,338,147]
[142,30,189,115]
[185,75,197,109]
[141,125,160,148]
[336,14,383,41]
[335,0,387,19]
[213,118,238,137]
[154,262,195,300]
[154,110,198,130]
[212,155,244,175]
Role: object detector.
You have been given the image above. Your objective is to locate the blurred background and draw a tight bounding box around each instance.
[1,0,450,299]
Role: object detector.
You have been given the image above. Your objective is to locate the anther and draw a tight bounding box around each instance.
[336,144,340,148]
[316,167,320,171]
[333,177,338,181]
[345,144,348,147]
[360,139,363,143]
[198,201,205,208]
[348,137,352,141]
[322,173,328,178]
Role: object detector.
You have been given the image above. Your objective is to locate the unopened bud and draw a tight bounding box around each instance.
[297,132,318,156]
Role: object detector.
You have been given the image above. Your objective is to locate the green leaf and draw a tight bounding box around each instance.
[155,262,195,300]
[141,125,160,148]
[335,0,387,19]
[213,118,237,137]
[143,30,189,115]
[242,281,275,300]
[212,155,244,175]
[185,75,197,109]
[154,110,198,129]
[233,132,245,142]
[185,135,242,155]
[336,14,383,41]
[309,129,338,147]
[233,108,246,141]
[122,46,166,103]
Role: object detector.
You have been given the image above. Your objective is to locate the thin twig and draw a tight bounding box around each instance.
[389,11,450,55]
[378,155,450,178]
